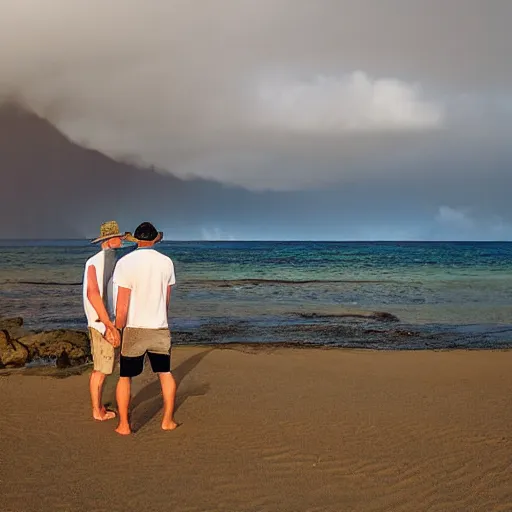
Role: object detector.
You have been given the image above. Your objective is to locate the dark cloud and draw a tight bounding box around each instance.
[1,1,511,238]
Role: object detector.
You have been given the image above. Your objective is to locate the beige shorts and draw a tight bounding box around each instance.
[89,328,115,375]
[121,327,171,358]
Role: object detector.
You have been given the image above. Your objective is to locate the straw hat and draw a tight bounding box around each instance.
[91,221,130,244]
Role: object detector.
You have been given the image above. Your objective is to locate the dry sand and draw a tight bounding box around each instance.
[1,346,512,512]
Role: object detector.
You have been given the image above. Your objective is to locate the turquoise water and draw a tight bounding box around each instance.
[1,241,512,349]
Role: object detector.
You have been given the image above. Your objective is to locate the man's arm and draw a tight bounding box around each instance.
[87,265,120,347]
[115,286,132,330]
[166,285,172,310]
[87,265,112,326]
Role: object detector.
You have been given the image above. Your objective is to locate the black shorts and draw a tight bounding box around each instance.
[120,351,171,378]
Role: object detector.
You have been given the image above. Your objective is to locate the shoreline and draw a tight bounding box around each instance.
[2,343,512,379]
[4,310,512,351]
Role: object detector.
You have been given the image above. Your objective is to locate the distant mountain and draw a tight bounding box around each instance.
[0,102,263,239]
[3,103,378,240]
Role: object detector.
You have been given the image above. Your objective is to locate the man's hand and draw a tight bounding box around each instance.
[105,325,121,348]
[115,286,131,331]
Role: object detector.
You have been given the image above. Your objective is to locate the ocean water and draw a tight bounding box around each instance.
[1,240,512,349]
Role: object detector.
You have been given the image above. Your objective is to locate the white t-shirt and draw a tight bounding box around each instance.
[83,250,116,335]
[113,248,176,329]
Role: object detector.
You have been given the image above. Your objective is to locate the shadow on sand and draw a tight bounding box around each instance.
[130,348,214,433]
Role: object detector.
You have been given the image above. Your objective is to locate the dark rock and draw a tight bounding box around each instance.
[56,351,71,369]
[296,311,400,322]
[393,329,415,337]
[372,311,400,323]
[18,330,90,362]
[0,317,29,339]
[0,330,29,367]
[0,317,23,328]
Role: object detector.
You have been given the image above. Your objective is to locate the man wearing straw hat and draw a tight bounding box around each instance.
[83,221,129,421]
[113,221,177,435]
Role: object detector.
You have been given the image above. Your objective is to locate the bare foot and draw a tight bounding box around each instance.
[93,410,116,421]
[115,423,132,436]
[162,419,179,431]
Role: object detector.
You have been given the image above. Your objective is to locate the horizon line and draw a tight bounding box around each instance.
[1,238,512,243]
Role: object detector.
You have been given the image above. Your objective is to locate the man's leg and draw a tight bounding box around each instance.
[115,354,144,435]
[90,370,115,421]
[89,329,116,421]
[115,376,132,435]
[159,372,178,430]
[148,352,178,430]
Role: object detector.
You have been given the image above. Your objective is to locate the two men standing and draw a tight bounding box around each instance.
[83,221,177,435]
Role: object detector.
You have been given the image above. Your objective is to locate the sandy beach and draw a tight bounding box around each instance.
[1,346,512,512]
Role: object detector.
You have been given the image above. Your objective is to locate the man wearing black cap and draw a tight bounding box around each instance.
[113,222,177,435]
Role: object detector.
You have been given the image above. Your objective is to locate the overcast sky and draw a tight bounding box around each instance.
[1,0,512,239]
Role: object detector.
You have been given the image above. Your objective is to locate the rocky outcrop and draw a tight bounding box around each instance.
[18,330,90,364]
[297,310,400,322]
[0,330,29,368]
[0,318,90,369]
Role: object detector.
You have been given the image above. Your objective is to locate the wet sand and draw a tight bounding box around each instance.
[1,346,512,511]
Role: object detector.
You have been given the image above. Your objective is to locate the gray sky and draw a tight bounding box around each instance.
[1,0,512,239]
